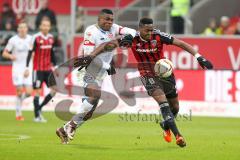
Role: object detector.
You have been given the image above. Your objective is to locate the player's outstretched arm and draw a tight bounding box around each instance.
[172,38,213,69]
[74,40,119,70]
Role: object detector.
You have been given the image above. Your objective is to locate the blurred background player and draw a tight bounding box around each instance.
[56,9,136,144]
[130,17,213,147]
[25,18,57,122]
[2,21,33,121]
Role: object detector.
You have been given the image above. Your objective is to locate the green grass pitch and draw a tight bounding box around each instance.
[0,110,240,160]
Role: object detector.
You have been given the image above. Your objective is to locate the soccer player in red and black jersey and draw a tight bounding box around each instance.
[25,18,57,122]
[131,17,213,147]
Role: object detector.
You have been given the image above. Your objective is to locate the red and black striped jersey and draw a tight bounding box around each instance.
[32,32,54,71]
[131,29,174,76]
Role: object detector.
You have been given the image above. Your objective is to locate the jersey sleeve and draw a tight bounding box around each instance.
[30,35,37,51]
[5,38,14,52]
[159,31,174,45]
[82,27,96,56]
[113,24,136,37]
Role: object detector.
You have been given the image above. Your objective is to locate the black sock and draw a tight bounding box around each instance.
[39,93,53,111]
[33,96,40,118]
[171,105,179,118]
[159,102,181,137]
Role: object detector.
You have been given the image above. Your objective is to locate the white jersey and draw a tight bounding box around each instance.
[83,23,136,69]
[5,34,32,86]
[5,34,32,71]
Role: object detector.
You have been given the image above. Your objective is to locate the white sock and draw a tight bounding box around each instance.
[16,96,23,117]
[73,99,94,127]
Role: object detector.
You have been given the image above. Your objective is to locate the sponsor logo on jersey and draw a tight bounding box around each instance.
[136,48,157,53]
[40,45,52,49]
[84,40,95,46]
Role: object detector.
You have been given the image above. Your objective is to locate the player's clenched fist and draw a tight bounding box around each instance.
[195,54,213,69]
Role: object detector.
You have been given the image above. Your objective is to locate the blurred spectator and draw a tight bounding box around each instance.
[35,0,57,30]
[0,21,15,46]
[234,22,240,35]
[170,0,193,34]
[0,3,16,30]
[76,7,84,33]
[216,16,235,35]
[202,18,217,36]
[16,13,26,26]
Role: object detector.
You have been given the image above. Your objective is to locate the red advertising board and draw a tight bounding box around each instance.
[1,65,239,103]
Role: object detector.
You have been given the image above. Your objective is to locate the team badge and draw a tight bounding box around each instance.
[87,32,92,37]
[151,40,157,47]
[49,38,54,44]
[108,33,113,39]
[40,39,44,44]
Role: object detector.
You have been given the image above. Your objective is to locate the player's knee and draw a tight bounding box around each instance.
[151,89,167,102]
[171,104,179,117]
[16,88,23,97]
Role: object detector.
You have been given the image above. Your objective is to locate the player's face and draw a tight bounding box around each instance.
[139,25,154,41]
[98,14,114,31]
[40,20,51,35]
[17,23,28,37]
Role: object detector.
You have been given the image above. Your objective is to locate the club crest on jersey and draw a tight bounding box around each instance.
[86,32,92,37]
[151,40,157,47]
[49,38,54,44]
[108,33,113,39]
[40,39,44,44]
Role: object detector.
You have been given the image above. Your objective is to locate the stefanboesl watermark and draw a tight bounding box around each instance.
[118,109,192,123]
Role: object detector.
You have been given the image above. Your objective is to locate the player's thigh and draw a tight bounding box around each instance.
[84,83,101,100]
[32,70,44,89]
[162,74,178,99]
[43,71,56,88]
[23,70,33,90]
[24,86,33,95]
[140,76,166,102]
[83,73,102,99]
[12,70,24,87]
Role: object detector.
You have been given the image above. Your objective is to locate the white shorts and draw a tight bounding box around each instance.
[12,69,32,87]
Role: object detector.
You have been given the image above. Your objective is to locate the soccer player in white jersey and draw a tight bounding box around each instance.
[2,21,33,121]
[56,9,136,144]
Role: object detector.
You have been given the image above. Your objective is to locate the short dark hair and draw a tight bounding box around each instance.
[99,9,113,15]
[18,20,28,26]
[139,17,153,27]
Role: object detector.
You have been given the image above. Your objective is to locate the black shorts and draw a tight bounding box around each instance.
[32,70,56,89]
[140,74,178,99]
